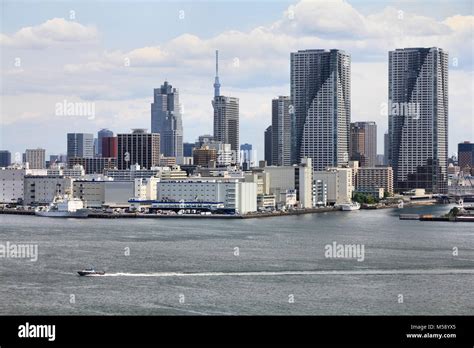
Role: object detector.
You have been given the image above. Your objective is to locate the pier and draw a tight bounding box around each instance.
[399,214,474,222]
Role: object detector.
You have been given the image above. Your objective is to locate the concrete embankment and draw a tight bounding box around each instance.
[0,207,337,219]
[89,207,337,219]
[88,212,239,219]
[0,209,34,215]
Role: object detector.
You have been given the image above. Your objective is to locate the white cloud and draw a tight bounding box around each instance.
[365,7,452,37]
[0,18,98,49]
[273,0,368,38]
[51,0,472,84]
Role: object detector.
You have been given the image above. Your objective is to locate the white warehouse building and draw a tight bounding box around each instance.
[24,175,74,205]
[263,157,313,208]
[313,167,353,205]
[0,167,47,204]
[157,179,257,214]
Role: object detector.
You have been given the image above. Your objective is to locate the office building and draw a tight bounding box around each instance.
[98,129,113,157]
[388,47,448,193]
[117,129,160,170]
[159,155,176,167]
[25,148,46,169]
[264,126,273,166]
[384,132,390,165]
[105,164,161,181]
[208,142,234,166]
[193,146,217,167]
[67,133,94,159]
[68,157,117,174]
[93,138,98,157]
[213,96,239,155]
[313,167,353,205]
[314,179,328,206]
[244,171,274,209]
[356,166,394,197]
[458,141,474,171]
[264,157,313,208]
[151,81,184,162]
[159,165,188,180]
[102,136,118,158]
[271,96,292,166]
[47,164,85,178]
[49,154,68,165]
[183,143,195,157]
[350,121,377,167]
[0,151,11,167]
[240,143,254,169]
[244,171,271,196]
[291,49,351,170]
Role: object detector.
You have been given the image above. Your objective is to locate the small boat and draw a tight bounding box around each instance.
[77,268,105,276]
[35,194,89,218]
[339,201,361,211]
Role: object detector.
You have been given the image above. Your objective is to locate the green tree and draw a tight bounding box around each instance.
[446,207,460,218]
[366,195,376,204]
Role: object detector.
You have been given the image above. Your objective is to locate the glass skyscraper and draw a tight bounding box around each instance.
[67,133,94,159]
[350,121,377,167]
[0,150,11,167]
[271,96,292,166]
[98,129,113,157]
[290,49,351,171]
[151,81,184,163]
[388,47,448,193]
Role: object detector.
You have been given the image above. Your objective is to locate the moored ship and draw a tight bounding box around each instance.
[35,195,89,218]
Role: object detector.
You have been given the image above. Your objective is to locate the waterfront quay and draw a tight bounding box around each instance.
[0,206,336,219]
[0,200,448,219]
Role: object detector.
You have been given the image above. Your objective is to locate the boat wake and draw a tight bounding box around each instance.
[102,268,474,278]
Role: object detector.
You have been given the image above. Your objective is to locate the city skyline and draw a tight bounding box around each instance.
[0,44,467,167]
[1,0,472,159]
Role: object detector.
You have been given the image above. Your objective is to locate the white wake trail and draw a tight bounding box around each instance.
[101,269,474,277]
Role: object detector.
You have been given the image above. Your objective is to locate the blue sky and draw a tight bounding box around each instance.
[1,0,473,160]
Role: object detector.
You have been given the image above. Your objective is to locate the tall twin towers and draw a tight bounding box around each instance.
[290,47,448,193]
